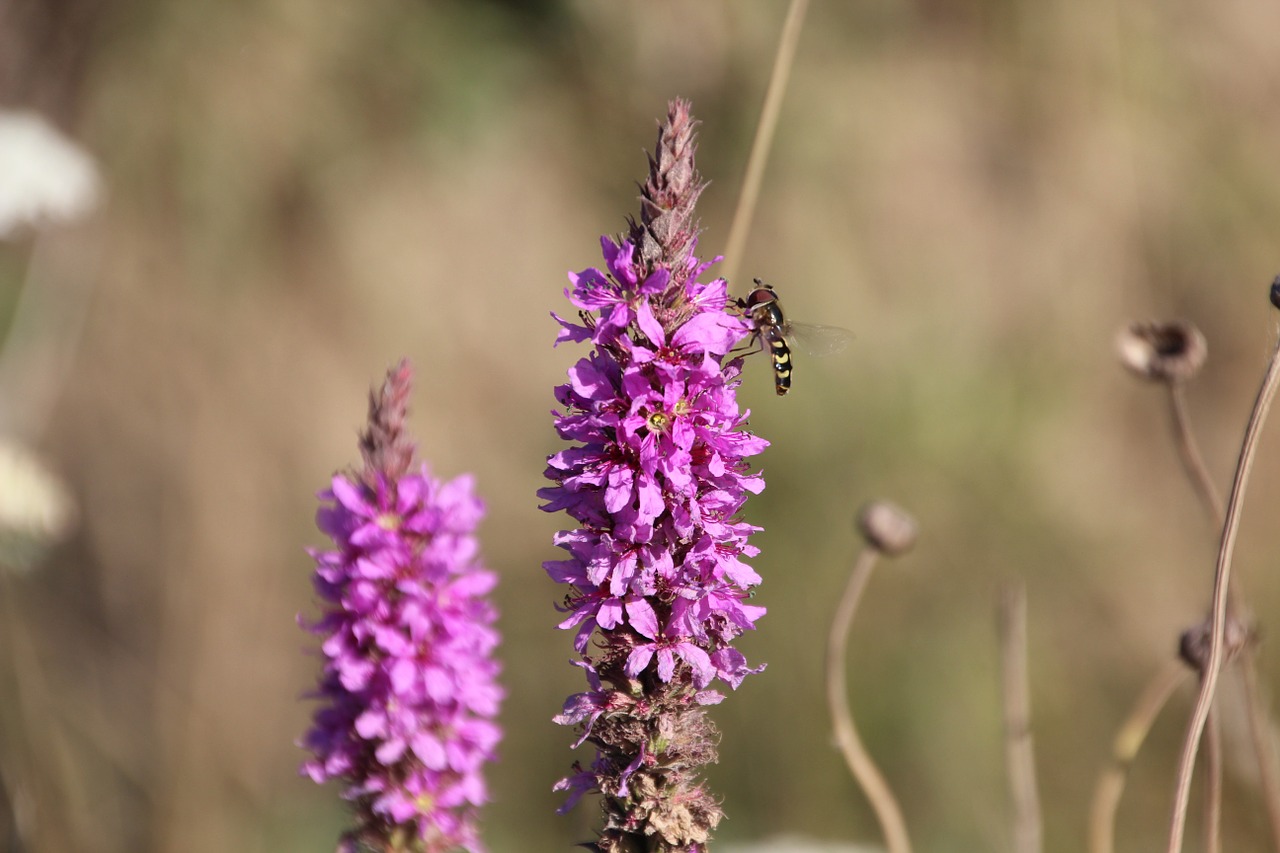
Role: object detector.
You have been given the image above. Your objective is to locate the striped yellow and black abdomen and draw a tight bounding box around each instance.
[763,327,792,395]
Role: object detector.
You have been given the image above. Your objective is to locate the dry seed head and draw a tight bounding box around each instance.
[1178,615,1251,674]
[856,500,918,556]
[1117,321,1207,384]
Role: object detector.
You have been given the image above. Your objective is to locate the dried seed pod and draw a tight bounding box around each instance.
[1178,615,1251,674]
[1117,320,1207,384]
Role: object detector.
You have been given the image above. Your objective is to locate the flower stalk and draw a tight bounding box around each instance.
[1166,326,1280,853]
[826,502,916,853]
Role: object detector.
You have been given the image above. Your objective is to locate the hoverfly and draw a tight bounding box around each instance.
[736,278,852,396]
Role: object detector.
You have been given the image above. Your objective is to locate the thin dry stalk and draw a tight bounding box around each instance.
[1166,382,1226,524]
[1166,380,1280,851]
[1239,655,1280,848]
[999,582,1042,853]
[825,546,913,853]
[1165,333,1280,853]
[1088,661,1190,853]
[721,0,809,286]
[1205,708,1223,853]
[1167,381,1227,853]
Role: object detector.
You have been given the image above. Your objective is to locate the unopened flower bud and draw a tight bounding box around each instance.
[1117,321,1207,384]
[856,501,918,556]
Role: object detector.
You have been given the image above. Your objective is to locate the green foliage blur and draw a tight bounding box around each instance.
[5,1,1280,850]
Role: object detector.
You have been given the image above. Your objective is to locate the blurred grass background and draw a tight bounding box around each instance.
[5,0,1280,850]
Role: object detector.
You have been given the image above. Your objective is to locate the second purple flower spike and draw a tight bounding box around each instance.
[301,360,504,853]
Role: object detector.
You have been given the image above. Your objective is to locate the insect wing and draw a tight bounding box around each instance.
[786,321,853,357]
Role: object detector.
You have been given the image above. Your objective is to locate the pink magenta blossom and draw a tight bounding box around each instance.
[301,361,502,853]
[540,100,768,852]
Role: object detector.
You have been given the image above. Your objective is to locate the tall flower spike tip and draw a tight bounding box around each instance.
[358,357,416,486]
[301,360,503,853]
[628,97,707,292]
[541,100,769,852]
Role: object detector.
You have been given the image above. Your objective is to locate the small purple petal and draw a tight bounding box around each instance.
[626,598,659,639]
[635,301,666,347]
[626,645,655,678]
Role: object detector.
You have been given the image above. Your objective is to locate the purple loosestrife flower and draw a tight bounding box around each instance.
[540,100,769,852]
[301,360,503,853]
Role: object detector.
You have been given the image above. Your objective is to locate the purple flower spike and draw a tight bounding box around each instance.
[540,99,768,852]
[301,360,503,853]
